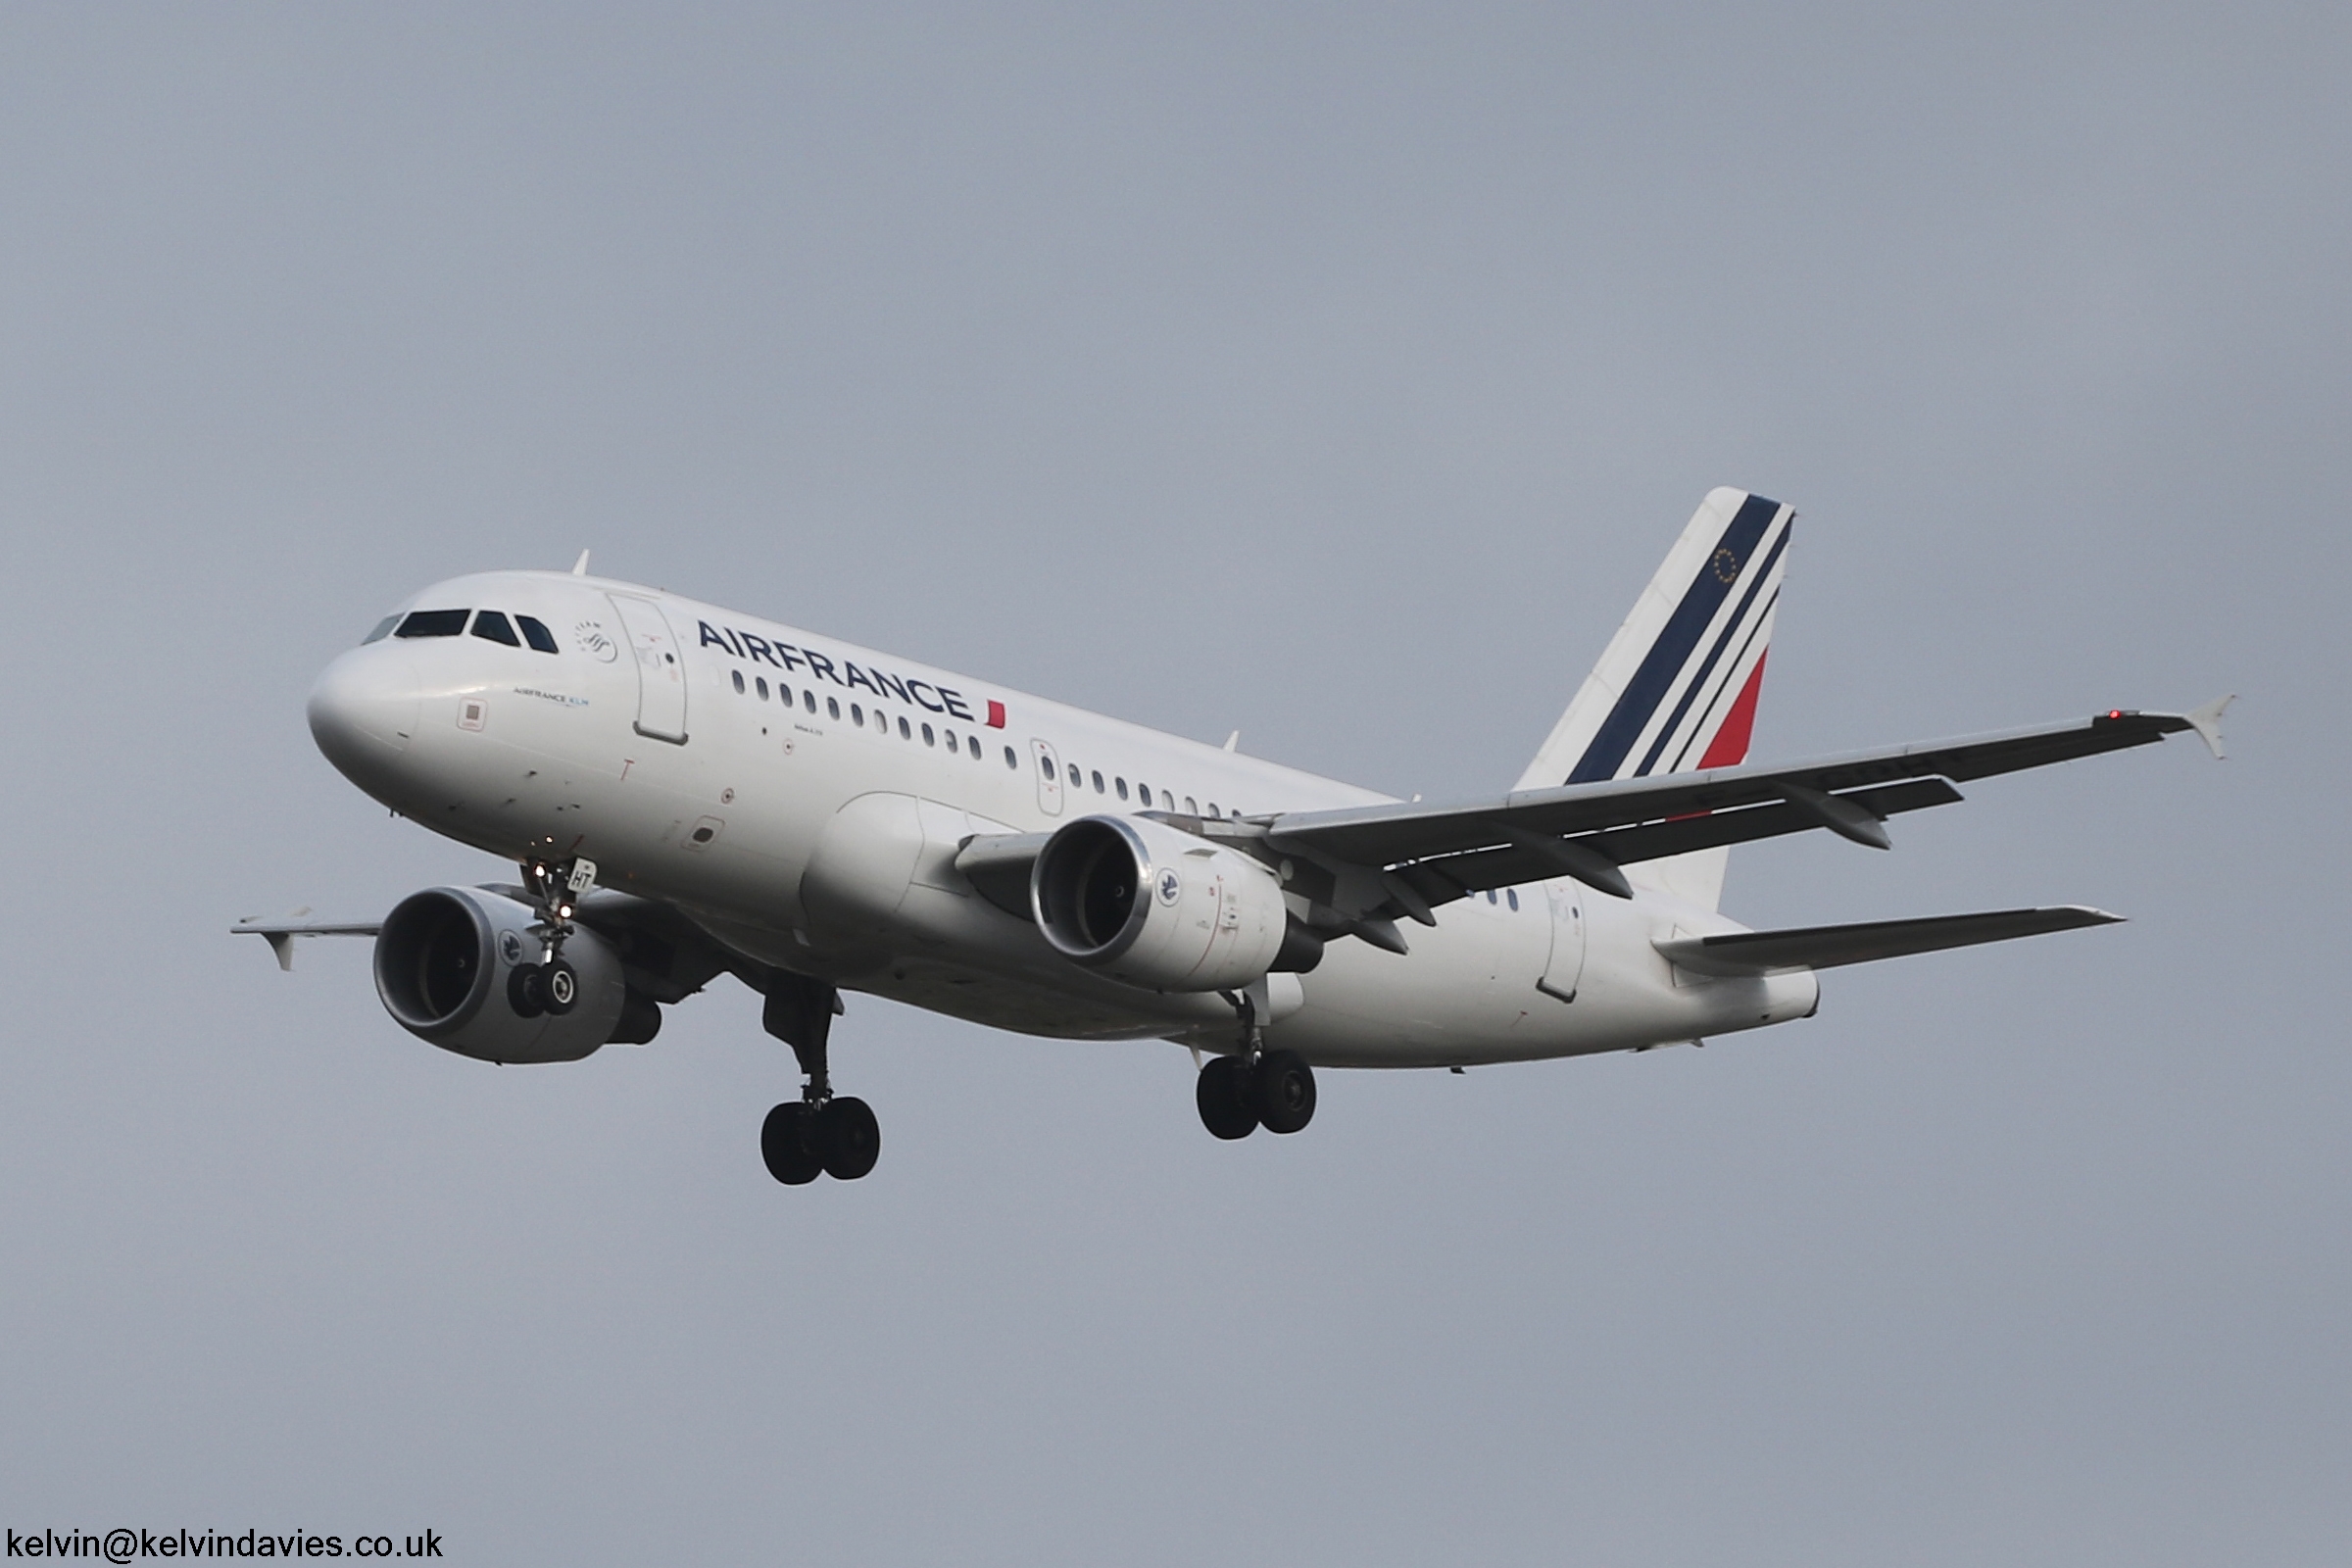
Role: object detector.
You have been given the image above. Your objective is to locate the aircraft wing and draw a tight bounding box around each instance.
[231,911,384,970]
[1654,906,2121,977]
[1256,700,2228,904]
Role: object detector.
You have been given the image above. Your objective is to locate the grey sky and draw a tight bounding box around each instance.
[2,5,2346,1563]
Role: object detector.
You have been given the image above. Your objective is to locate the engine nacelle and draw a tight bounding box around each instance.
[1031,816,1286,992]
[373,887,626,1063]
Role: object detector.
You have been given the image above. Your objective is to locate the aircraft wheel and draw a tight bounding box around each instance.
[542,960,579,1015]
[506,963,547,1018]
[760,1102,823,1186]
[1254,1050,1316,1135]
[817,1097,881,1181]
[1196,1054,1258,1140]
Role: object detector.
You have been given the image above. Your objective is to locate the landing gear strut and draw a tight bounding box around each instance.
[507,857,598,1019]
[760,972,879,1185]
[1197,991,1316,1140]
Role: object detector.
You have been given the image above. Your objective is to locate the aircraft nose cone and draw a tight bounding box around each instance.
[309,646,422,780]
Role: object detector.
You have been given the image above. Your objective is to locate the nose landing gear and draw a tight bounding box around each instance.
[1196,991,1317,1140]
[760,972,879,1185]
[506,857,596,1019]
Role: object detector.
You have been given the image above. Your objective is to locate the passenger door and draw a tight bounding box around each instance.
[1538,880,1586,1004]
[609,595,688,744]
[1029,739,1063,816]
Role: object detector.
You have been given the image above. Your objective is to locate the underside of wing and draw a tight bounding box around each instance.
[1258,705,2221,909]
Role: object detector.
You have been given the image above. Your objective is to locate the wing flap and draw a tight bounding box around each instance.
[1654,906,2122,977]
[1395,779,1963,899]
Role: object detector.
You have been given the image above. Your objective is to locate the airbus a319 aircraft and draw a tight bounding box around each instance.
[240,489,2226,1185]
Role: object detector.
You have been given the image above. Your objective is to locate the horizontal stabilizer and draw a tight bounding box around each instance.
[1654,906,2121,977]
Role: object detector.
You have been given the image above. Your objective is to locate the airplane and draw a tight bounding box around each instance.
[237,488,2229,1185]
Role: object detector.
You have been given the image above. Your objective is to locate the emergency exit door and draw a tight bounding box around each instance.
[1538,881,1587,1004]
[1030,739,1063,816]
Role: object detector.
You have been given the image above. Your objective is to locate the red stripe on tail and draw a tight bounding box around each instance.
[1695,653,1767,769]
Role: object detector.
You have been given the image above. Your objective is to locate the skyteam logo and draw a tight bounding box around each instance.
[1155,867,1182,906]
[574,620,618,662]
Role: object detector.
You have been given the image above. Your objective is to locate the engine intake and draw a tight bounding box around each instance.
[1031,816,1286,992]
[374,887,626,1062]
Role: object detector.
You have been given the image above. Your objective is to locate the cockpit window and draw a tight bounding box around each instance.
[515,614,560,654]
[362,615,400,645]
[395,610,470,638]
[470,611,520,647]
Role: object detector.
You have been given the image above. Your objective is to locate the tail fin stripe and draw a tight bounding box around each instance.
[1664,590,1778,774]
[1635,523,1789,777]
[1690,648,1769,771]
[1568,493,1784,783]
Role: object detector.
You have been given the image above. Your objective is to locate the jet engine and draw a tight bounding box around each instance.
[373,886,627,1063]
[1031,816,1286,992]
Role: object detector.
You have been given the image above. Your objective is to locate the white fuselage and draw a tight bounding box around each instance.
[309,570,1818,1067]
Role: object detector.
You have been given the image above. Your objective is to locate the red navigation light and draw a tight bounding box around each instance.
[2107,710,2124,719]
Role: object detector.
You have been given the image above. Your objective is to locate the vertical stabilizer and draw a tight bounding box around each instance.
[1516,487,1794,908]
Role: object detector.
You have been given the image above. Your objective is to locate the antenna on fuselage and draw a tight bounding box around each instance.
[571,550,591,576]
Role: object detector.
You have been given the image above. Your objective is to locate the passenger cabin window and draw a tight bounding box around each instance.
[898,716,910,739]
[1067,763,1081,787]
[779,683,794,707]
[921,723,935,747]
[827,697,841,719]
[1092,770,1105,794]
[1115,778,1129,801]
[804,691,815,713]
[1506,890,1520,911]
[1206,804,1221,818]
[395,609,469,639]
[515,614,560,654]
[470,611,520,647]
[968,736,982,760]
[731,669,746,694]
[1006,746,1019,768]
[1184,797,1198,814]
[850,704,863,725]
[757,677,769,700]
[362,614,400,645]
[1039,755,1054,777]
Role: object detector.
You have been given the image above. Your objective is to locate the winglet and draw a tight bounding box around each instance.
[571,550,592,576]
[2185,694,2232,760]
[1223,730,1241,753]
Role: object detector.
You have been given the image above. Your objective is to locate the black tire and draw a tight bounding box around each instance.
[1196,1054,1258,1140]
[506,962,547,1018]
[542,960,579,1015]
[816,1097,881,1181]
[1254,1049,1317,1134]
[760,1102,823,1185]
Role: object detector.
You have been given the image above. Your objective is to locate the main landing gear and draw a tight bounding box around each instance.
[759,972,880,1185]
[508,857,598,1019]
[1197,992,1317,1141]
